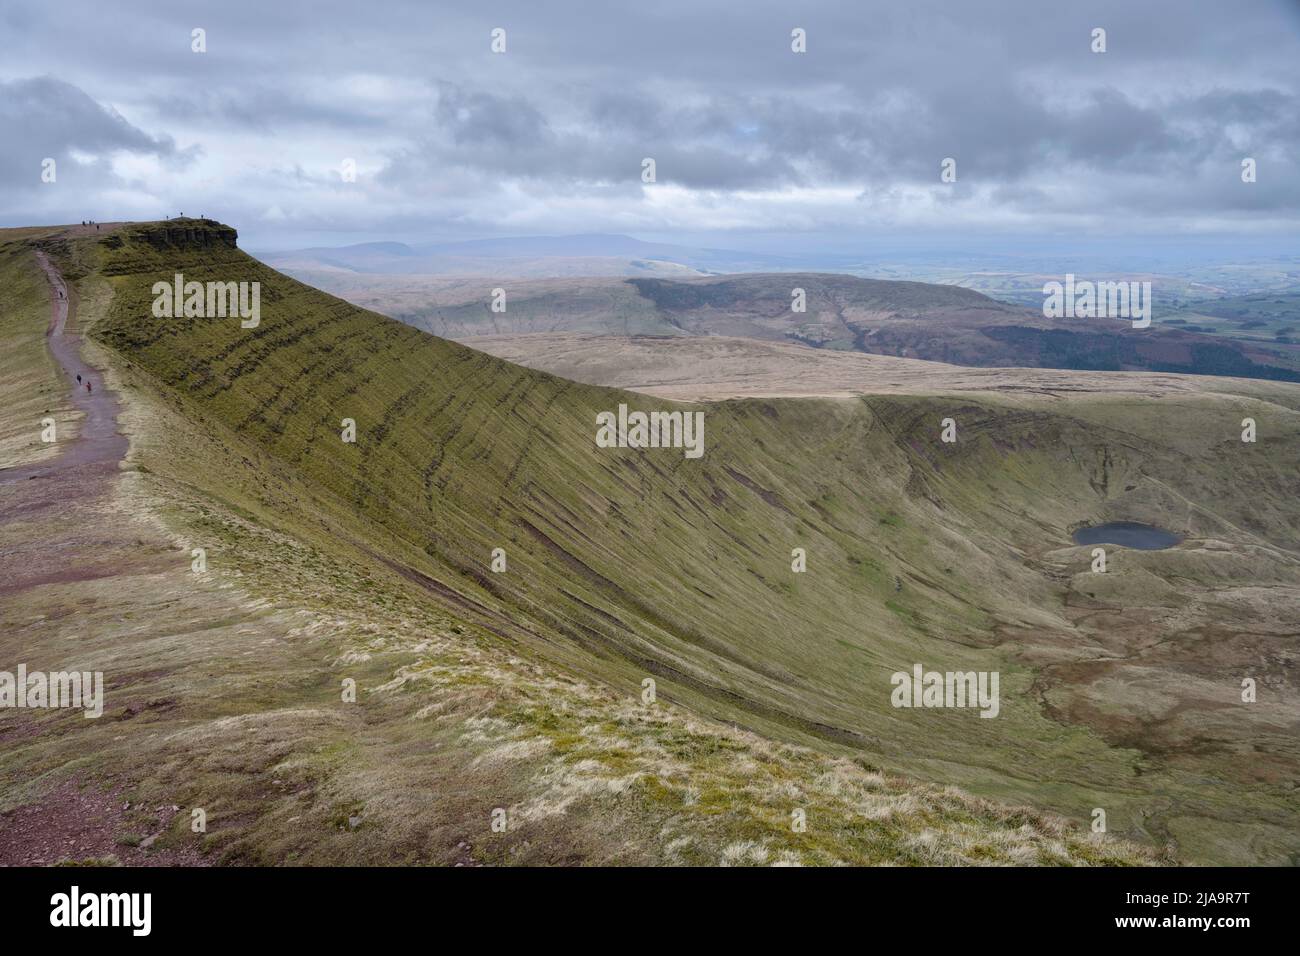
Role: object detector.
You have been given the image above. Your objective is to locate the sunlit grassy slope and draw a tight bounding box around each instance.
[9,220,1297,863]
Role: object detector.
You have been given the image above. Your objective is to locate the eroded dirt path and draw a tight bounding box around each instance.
[0,253,127,486]
[0,778,207,866]
[0,252,140,595]
[0,252,216,864]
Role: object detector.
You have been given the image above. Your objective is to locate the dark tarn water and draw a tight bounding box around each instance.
[1072,522,1182,550]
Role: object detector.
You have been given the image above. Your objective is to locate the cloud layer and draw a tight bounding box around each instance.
[1,0,1298,248]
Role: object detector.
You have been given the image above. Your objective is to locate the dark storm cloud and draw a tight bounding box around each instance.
[0,0,1297,241]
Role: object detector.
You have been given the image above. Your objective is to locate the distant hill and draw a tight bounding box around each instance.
[288,269,1300,382]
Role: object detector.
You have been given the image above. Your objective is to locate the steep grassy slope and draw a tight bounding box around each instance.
[1,225,1163,866]
[60,221,1300,863]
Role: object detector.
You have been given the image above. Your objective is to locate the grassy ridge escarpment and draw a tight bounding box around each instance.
[84,221,1300,862]
[1,222,1163,866]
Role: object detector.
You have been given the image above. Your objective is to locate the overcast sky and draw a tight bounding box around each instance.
[2,0,1298,251]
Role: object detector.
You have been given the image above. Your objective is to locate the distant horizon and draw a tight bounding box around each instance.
[243,229,1300,269]
[21,218,1298,267]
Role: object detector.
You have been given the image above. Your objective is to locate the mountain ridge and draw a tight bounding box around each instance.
[3,219,1297,864]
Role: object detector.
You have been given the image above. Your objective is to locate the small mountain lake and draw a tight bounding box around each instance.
[1072,521,1182,550]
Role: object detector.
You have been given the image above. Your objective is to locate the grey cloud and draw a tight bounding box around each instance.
[1,0,1298,243]
[149,87,394,133]
[0,76,187,219]
[434,83,552,148]
[0,76,177,162]
[381,77,1298,195]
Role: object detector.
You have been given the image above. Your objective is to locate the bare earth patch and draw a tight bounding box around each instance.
[0,778,208,867]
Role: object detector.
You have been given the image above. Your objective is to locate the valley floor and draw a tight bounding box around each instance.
[465,331,1300,405]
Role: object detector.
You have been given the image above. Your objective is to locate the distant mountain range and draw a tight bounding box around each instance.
[259,233,808,278]
[260,232,1300,294]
